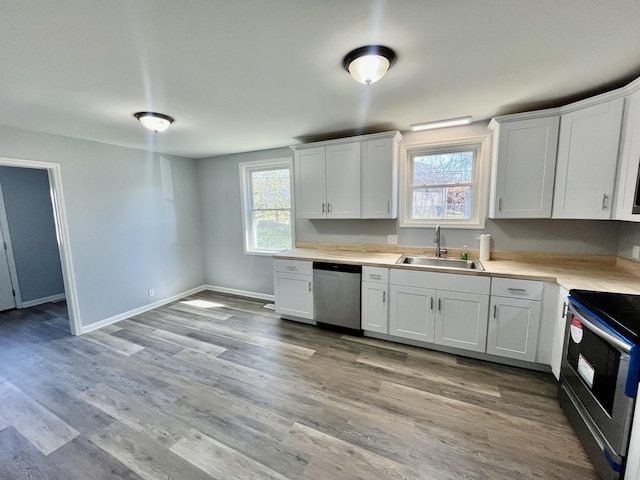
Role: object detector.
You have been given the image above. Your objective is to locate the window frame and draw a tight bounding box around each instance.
[239,158,294,256]
[399,135,491,229]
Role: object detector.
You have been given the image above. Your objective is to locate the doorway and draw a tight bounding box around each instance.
[0,157,80,335]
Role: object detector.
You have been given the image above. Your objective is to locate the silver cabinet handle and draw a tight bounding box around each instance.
[430,297,434,311]
[327,203,331,213]
[498,198,503,212]
[493,305,497,318]
[308,282,312,292]
[369,274,381,280]
[602,194,609,210]
[507,288,527,292]
[383,291,386,303]
[438,298,441,312]
[286,266,297,271]
[322,203,325,213]
[562,302,568,319]
[387,200,390,213]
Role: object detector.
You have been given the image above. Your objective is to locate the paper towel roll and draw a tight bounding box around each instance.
[479,234,491,261]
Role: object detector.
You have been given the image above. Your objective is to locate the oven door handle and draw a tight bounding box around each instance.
[569,302,633,354]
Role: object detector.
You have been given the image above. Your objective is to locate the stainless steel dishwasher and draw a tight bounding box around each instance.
[312,262,362,332]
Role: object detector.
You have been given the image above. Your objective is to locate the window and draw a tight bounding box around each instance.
[400,136,490,228]
[239,159,293,255]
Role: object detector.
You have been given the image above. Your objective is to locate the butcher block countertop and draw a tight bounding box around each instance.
[274,242,640,295]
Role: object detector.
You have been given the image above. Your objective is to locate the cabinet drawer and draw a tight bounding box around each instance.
[362,266,389,283]
[491,277,543,300]
[273,259,312,275]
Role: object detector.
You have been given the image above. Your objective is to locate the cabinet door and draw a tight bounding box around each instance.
[553,98,624,219]
[487,297,541,362]
[550,287,569,379]
[325,142,361,218]
[614,90,640,221]
[361,281,388,333]
[389,285,435,342]
[295,147,326,219]
[362,138,397,218]
[435,291,489,353]
[273,272,314,320]
[490,116,559,218]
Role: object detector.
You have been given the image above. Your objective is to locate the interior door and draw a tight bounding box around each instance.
[0,223,15,311]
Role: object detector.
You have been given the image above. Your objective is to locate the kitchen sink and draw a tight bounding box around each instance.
[396,256,484,271]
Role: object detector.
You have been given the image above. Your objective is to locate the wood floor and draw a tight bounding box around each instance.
[0,291,598,479]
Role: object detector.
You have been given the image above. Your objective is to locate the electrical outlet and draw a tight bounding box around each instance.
[633,246,640,260]
[387,235,398,245]
[148,288,155,297]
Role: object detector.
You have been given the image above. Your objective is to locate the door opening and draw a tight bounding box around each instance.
[0,157,80,335]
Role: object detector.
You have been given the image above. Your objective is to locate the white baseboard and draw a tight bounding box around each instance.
[80,285,274,335]
[21,293,66,309]
[80,285,207,334]
[203,284,275,302]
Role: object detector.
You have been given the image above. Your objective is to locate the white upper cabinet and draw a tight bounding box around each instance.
[292,131,401,220]
[294,143,360,219]
[614,89,640,221]
[325,142,361,218]
[489,114,559,218]
[361,134,401,219]
[294,147,326,218]
[552,97,624,219]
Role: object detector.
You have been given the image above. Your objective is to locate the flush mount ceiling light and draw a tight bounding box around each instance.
[410,116,472,131]
[342,45,397,85]
[134,111,174,133]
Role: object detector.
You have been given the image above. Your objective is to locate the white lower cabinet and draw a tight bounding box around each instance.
[389,285,436,342]
[273,260,314,322]
[435,290,490,353]
[361,267,389,333]
[389,269,490,350]
[487,278,543,362]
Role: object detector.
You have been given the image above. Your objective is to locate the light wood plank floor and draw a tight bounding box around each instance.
[0,291,598,479]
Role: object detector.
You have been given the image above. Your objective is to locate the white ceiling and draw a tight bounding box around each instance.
[2,0,640,159]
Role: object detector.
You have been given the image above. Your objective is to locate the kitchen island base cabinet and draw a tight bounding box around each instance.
[435,291,489,353]
[389,285,436,343]
[273,260,314,324]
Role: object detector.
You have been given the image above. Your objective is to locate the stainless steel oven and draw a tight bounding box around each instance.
[559,290,640,479]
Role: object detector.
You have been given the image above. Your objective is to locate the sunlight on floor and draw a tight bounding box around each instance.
[180,300,225,309]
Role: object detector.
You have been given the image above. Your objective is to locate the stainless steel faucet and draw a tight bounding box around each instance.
[434,224,447,257]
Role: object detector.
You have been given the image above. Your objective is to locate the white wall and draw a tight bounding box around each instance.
[0,166,65,303]
[0,125,205,328]
[198,147,293,296]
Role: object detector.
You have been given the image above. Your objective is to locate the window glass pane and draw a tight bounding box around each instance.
[252,210,291,250]
[412,186,472,220]
[251,168,291,209]
[412,151,473,186]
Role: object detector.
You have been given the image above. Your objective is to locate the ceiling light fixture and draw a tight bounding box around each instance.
[134,111,174,133]
[342,45,397,85]
[410,116,472,131]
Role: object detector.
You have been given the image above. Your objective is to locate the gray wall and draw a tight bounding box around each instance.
[198,147,293,296]
[297,218,621,256]
[197,124,623,298]
[0,166,65,302]
[0,124,205,328]
[617,221,640,260]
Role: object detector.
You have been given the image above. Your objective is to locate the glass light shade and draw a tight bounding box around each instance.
[348,54,390,85]
[134,112,174,133]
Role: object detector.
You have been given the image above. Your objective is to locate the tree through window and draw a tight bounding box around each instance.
[240,159,293,254]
